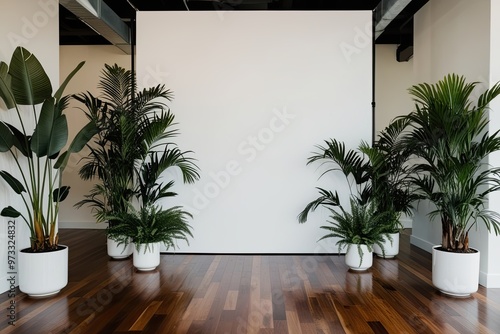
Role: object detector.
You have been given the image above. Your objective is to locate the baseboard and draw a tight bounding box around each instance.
[400,217,413,229]
[410,235,434,253]
[479,271,500,288]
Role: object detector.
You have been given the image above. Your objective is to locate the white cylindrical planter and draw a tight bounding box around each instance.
[19,245,68,298]
[373,233,399,258]
[133,242,161,271]
[345,244,373,271]
[107,236,133,259]
[432,246,480,297]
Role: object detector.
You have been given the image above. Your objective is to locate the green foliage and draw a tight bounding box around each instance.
[107,204,193,251]
[319,198,389,264]
[74,64,200,224]
[0,47,96,252]
[396,74,500,252]
[298,123,417,236]
[360,118,420,232]
[75,64,200,249]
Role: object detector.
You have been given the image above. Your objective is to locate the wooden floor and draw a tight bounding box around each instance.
[1,230,500,334]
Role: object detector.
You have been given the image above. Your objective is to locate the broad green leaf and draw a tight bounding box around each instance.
[54,121,98,170]
[67,120,97,153]
[6,123,30,157]
[53,186,70,202]
[54,151,69,170]
[54,61,85,101]
[0,170,25,194]
[48,115,68,157]
[0,62,15,109]
[9,47,52,105]
[31,98,68,157]
[0,122,14,152]
[1,206,21,218]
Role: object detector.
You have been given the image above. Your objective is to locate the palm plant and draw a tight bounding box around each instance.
[0,47,97,251]
[359,117,419,233]
[298,127,416,231]
[297,139,370,225]
[397,74,500,252]
[74,64,199,226]
[298,121,419,261]
[298,139,389,260]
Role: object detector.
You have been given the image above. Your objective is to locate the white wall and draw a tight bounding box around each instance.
[0,0,59,293]
[58,22,418,237]
[59,45,130,229]
[486,0,500,287]
[374,44,414,134]
[374,44,415,229]
[412,0,500,287]
[137,11,373,253]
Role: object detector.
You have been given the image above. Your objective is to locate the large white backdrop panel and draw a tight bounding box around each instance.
[136,11,372,253]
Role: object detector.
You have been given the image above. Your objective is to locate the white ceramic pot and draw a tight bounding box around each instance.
[133,242,161,271]
[19,245,68,298]
[373,233,399,258]
[432,245,480,297]
[345,244,373,271]
[107,236,133,259]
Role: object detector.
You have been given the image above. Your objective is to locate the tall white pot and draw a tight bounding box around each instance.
[432,246,480,297]
[373,233,399,258]
[345,244,373,271]
[19,245,68,298]
[133,242,161,271]
[107,236,133,259]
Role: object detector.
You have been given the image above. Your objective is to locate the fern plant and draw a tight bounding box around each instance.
[320,198,389,265]
[107,204,193,253]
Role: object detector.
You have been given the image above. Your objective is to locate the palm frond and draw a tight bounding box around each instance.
[399,74,500,251]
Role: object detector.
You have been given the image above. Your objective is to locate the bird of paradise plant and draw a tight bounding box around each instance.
[0,47,97,252]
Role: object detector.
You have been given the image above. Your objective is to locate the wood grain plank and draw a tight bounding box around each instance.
[129,300,162,331]
[1,229,500,334]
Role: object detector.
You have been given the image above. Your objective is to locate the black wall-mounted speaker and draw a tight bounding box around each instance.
[397,44,413,62]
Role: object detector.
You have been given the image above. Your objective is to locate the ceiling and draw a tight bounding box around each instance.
[59,0,428,51]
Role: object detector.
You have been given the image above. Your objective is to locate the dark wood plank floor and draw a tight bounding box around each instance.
[1,229,500,333]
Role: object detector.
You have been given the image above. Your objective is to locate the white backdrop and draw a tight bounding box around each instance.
[136,11,372,253]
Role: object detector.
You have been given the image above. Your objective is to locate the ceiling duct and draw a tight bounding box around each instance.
[374,0,412,40]
[60,0,131,54]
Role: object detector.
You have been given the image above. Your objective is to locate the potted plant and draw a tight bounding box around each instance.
[74,64,199,259]
[107,204,193,271]
[321,197,389,270]
[107,119,199,271]
[299,131,416,261]
[0,47,96,297]
[298,139,390,270]
[397,74,500,296]
[359,118,419,258]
